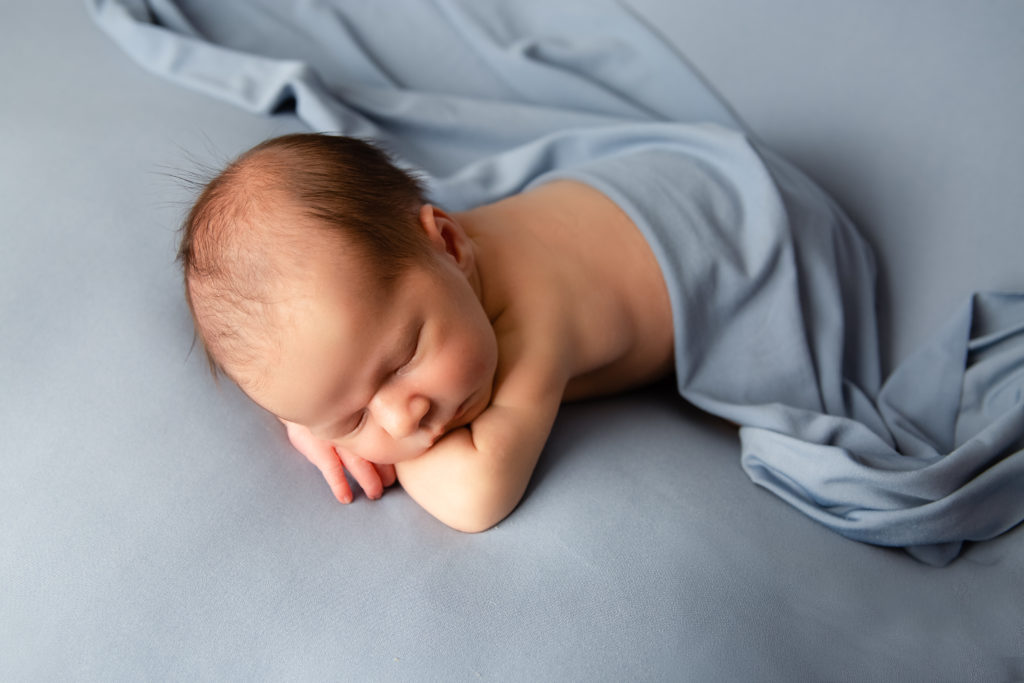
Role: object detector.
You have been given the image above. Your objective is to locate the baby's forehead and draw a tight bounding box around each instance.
[269,241,391,316]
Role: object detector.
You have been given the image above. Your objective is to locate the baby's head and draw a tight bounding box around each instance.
[180,133,497,463]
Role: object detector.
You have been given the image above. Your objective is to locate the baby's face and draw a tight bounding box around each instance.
[247,246,498,465]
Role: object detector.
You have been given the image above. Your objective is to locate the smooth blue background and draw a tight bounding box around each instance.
[2,1,1022,679]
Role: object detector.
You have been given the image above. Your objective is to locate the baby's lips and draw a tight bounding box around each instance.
[449,391,478,429]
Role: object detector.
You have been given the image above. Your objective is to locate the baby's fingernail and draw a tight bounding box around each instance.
[340,493,352,504]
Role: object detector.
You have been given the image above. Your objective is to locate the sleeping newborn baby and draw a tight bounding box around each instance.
[180,132,674,531]
[181,128,1024,562]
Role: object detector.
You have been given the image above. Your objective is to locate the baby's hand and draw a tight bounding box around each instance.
[280,419,396,503]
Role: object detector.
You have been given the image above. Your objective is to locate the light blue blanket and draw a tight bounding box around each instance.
[89,0,1024,566]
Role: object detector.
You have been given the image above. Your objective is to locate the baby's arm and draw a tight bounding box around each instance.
[394,342,566,532]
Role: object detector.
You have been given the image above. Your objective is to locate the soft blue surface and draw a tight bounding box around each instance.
[3,1,1023,679]
[89,0,1024,565]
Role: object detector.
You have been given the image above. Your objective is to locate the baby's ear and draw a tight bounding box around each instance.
[418,204,475,275]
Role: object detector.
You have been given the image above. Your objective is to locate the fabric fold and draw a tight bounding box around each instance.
[88,0,1024,564]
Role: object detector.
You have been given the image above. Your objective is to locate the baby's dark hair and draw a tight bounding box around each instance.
[178,133,429,382]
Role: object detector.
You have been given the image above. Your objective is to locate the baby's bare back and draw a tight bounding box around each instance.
[459,179,675,403]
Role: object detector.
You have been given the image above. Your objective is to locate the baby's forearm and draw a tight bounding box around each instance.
[395,402,557,532]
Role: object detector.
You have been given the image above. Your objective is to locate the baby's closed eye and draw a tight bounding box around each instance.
[345,410,368,436]
[395,325,423,376]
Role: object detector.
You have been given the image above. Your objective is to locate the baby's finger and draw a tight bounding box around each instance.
[338,449,385,500]
[317,453,355,505]
[301,440,353,504]
[281,422,355,504]
[376,463,397,488]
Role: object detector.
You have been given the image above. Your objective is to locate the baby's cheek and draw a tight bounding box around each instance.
[475,330,500,384]
[461,328,496,375]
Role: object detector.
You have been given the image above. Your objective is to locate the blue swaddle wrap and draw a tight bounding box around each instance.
[88,0,1024,565]
[522,137,1024,566]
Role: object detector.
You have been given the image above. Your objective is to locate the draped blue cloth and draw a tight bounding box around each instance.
[89,0,1024,565]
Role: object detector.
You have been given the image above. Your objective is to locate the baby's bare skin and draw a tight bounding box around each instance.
[474,180,675,400]
[395,180,674,529]
[264,179,674,531]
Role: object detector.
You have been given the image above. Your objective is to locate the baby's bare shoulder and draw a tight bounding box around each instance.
[495,181,674,397]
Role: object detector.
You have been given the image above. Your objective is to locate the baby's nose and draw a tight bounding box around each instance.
[373,391,431,440]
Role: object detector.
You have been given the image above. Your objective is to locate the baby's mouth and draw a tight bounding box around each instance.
[450,391,478,428]
[422,391,482,448]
